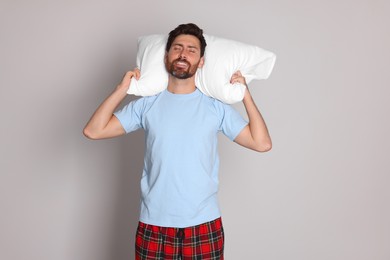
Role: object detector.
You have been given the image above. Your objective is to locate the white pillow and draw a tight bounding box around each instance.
[128,34,276,104]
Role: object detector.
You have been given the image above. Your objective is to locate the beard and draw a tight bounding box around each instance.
[165,57,199,79]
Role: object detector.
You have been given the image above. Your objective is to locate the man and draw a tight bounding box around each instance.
[84,23,271,260]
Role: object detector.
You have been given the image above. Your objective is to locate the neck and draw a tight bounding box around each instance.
[166,75,197,94]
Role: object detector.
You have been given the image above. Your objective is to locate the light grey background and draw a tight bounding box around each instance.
[1,0,389,259]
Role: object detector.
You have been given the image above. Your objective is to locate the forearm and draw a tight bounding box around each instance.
[242,88,272,151]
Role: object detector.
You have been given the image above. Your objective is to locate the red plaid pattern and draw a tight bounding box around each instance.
[135,217,224,259]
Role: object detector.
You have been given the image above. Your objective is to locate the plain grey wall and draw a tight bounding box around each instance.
[1,0,389,259]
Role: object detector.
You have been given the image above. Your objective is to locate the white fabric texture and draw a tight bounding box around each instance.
[128,34,276,104]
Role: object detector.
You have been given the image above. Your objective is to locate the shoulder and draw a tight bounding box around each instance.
[115,92,161,118]
[208,95,235,114]
[131,91,162,107]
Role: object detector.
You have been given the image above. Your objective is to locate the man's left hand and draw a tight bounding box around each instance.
[230,70,247,87]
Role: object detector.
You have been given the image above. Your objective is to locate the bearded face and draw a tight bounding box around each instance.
[165,57,200,80]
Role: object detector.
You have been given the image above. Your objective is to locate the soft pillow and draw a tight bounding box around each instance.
[128,34,276,104]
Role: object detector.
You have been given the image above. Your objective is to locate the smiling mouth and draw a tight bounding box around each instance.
[174,60,190,69]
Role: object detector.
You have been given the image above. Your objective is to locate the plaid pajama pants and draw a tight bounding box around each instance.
[135,217,224,260]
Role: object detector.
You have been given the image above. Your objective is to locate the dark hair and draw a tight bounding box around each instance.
[166,23,207,57]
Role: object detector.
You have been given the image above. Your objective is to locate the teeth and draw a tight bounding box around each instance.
[175,62,188,69]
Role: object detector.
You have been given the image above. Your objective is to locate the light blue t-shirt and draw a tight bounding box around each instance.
[114,88,247,227]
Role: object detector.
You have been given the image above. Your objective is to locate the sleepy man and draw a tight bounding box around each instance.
[83,23,271,260]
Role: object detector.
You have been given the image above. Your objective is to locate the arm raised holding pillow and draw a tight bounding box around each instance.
[232,71,272,152]
[83,69,140,140]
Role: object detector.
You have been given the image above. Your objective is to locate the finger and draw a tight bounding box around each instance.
[231,78,241,84]
[125,71,134,78]
[231,74,241,82]
[134,68,141,80]
[232,70,241,77]
[230,73,238,80]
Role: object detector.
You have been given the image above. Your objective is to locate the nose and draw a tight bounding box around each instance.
[179,50,187,60]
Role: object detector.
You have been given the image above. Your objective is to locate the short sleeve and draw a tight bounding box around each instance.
[216,101,248,141]
[113,98,145,133]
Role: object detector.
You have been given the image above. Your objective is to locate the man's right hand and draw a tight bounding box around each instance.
[116,68,141,92]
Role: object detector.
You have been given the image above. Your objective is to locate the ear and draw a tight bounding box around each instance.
[198,56,205,68]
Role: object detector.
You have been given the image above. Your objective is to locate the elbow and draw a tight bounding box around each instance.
[83,127,99,140]
[254,141,272,153]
